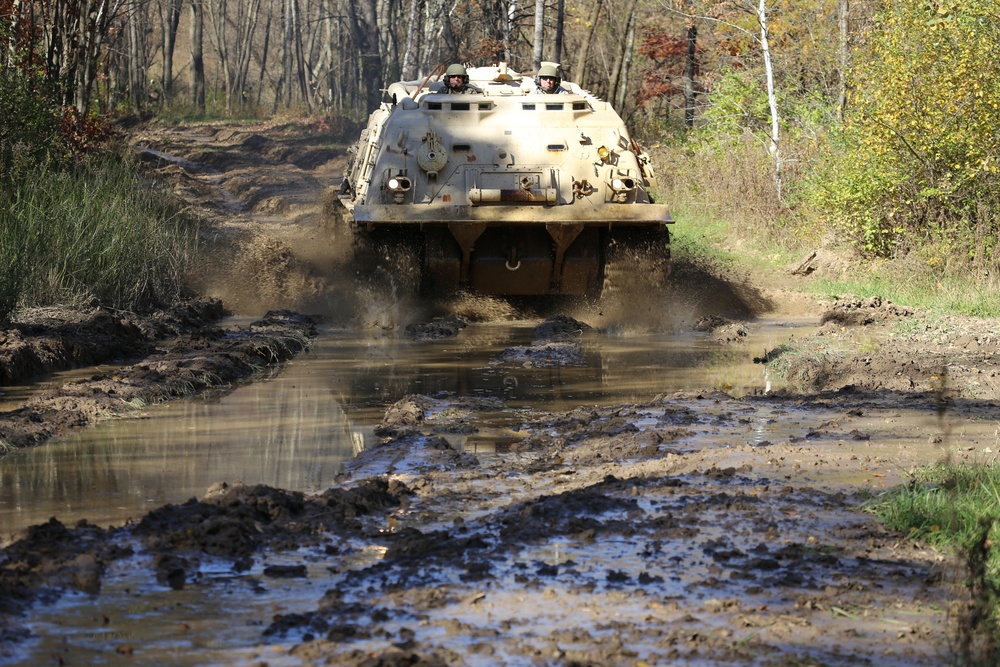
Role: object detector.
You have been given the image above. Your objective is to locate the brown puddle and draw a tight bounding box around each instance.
[0,318,818,541]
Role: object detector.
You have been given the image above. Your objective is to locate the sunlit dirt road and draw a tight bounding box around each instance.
[2,120,1000,665]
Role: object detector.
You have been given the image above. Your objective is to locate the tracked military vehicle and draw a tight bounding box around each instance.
[338,63,672,296]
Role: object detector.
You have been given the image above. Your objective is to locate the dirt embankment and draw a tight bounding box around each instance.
[3,120,1000,665]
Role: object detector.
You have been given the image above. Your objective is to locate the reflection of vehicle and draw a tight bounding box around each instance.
[337,63,673,297]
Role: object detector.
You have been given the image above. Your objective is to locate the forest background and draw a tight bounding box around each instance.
[1,0,999,319]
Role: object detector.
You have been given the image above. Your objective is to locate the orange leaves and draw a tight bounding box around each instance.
[640,29,688,61]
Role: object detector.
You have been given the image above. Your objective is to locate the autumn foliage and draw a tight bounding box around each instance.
[637,28,692,107]
[819,0,1000,261]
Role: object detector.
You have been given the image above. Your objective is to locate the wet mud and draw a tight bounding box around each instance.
[2,121,1000,665]
[0,309,316,449]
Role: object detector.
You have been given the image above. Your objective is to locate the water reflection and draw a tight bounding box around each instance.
[0,368,364,541]
[0,318,812,542]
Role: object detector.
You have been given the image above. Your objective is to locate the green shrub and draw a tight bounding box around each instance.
[817,0,1000,261]
[0,68,65,182]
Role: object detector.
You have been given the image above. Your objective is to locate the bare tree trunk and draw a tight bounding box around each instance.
[423,0,453,68]
[613,8,635,112]
[126,0,146,112]
[838,0,848,122]
[481,0,508,64]
[347,0,385,113]
[402,0,423,78]
[572,0,602,85]
[553,0,564,64]
[503,0,513,63]
[308,0,333,106]
[256,5,273,107]
[378,0,399,81]
[233,0,261,108]
[532,0,543,70]
[189,0,206,111]
[205,0,232,112]
[161,0,183,102]
[684,24,696,128]
[440,0,457,63]
[82,0,124,113]
[290,0,310,109]
[607,0,635,105]
[279,0,293,107]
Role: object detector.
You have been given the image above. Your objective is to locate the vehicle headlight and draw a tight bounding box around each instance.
[387,177,411,191]
[610,177,635,192]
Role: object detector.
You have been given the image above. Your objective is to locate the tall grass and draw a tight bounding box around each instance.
[866,461,1000,663]
[868,462,1000,560]
[652,133,1000,318]
[0,149,197,319]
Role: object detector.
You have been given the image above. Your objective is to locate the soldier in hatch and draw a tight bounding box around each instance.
[534,64,569,94]
[443,64,481,94]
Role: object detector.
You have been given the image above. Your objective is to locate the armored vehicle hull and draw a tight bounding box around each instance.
[338,63,673,297]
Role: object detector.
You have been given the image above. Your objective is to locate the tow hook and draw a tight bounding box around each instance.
[505,247,521,271]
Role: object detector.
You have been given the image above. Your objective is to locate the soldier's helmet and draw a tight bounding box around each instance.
[444,63,469,87]
[536,64,561,88]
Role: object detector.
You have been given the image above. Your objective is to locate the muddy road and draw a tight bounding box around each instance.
[2,120,1000,665]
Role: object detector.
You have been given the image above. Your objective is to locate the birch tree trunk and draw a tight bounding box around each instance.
[838,0,848,121]
[756,0,782,200]
[532,0,544,70]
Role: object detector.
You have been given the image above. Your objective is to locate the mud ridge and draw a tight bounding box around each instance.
[0,298,226,387]
[0,310,317,450]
